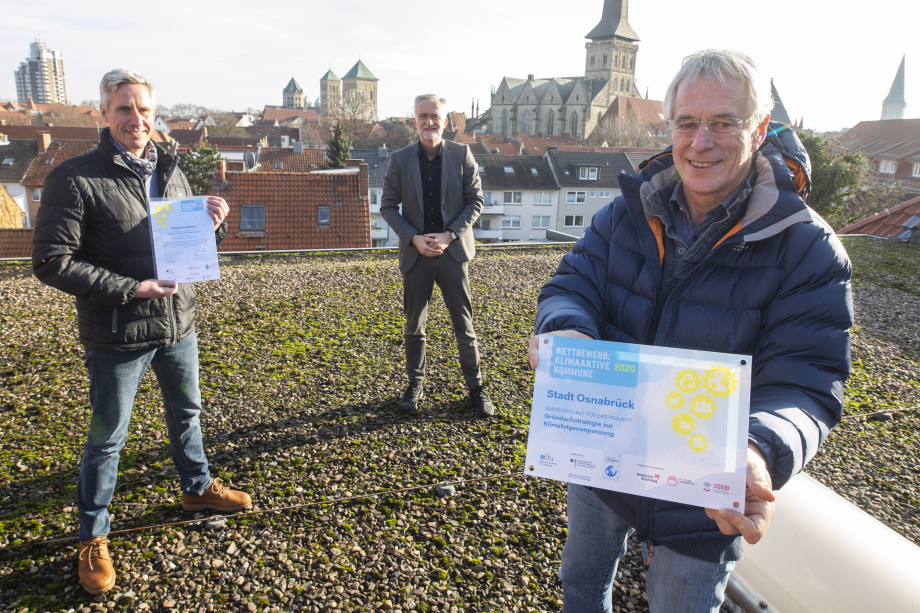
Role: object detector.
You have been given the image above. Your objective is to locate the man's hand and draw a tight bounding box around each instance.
[206,196,229,230]
[527,330,593,370]
[135,279,179,299]
[412,234,444,257]
[425,231,453,251]
[705,444,776,544]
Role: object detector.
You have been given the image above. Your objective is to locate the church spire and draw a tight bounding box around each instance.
[881,55,907,120]
[586,0,639,41]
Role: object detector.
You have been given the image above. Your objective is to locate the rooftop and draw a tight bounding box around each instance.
[21,139,98,187]
[256,146,327,172]
[0,239,917,611]
[343,60,377,81]
[838,195,920,239]
[545,149,635,187]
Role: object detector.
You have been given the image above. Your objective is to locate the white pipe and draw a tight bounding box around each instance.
[732,473,920,612]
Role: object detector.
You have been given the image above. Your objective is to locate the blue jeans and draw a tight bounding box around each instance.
[78,332,212,541]
[560,484,734,613]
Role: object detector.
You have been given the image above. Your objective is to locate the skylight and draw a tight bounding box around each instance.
[1,158,13,166]
[45,158,53,165]
[503,166,514,174]
[531,168,538,175]
[274,161,282,170]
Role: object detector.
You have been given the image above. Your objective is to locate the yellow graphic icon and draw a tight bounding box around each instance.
[688,434,708,453]
[675,369,702,393]
[665,391,685,411]
[688,394,717,420]
[671,413,695,436]
[702,365,738,399]
[153,203,172,228]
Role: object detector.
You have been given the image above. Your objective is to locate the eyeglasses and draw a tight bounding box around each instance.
[668,118,750,136]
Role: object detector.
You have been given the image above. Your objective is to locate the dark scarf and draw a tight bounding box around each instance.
[109,132,157,179]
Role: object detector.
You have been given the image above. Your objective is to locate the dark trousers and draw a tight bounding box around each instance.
[403,254,481,388]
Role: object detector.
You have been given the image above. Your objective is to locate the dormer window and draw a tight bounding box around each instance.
[274,161,283,170]
[579,167,598,180]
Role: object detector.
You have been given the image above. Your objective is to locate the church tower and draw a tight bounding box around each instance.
[584,0,640,96]
[319,69,340,118]
[342,60,379,120]
[282,77,304,109]
[881,55,907,120]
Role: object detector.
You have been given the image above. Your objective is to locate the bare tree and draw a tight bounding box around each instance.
[823,180,910,230]
[327,90,376,139]
[205,110,249,138]
[589,109,656,147]
[165,103,209,120]
[384,122,417,150]
[41,104,102,128]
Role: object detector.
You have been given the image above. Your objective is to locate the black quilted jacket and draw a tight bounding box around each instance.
[32,128,227,351]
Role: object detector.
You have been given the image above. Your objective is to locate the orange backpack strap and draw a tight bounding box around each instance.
[648,217,665,266]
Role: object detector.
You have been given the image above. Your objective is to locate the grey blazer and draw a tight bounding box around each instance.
[380,140,483,272]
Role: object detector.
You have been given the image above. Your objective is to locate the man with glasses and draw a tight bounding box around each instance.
[528,50,852,612]
[381,94,494,418]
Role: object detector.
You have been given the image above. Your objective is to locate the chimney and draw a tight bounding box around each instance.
[0,119,6,126]
[219,160,226,182]
[38,132,51,154]
[293,141,303,154]
[528,74,534,82]
[378,145,388,158]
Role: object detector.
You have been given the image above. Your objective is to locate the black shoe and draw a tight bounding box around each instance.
[398,381,425,411]
[469,385,495,418]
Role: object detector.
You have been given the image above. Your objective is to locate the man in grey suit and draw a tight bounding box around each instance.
[380,94,495,418]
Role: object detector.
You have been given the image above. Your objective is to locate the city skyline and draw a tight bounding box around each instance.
[1,0,917,132]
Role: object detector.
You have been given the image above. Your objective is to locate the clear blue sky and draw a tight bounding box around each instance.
[1,0,916,132]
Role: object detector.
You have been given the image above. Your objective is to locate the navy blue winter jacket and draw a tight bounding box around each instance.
[535,133,853,560]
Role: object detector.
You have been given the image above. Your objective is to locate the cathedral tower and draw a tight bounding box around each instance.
[584,0,639,95]
[342,60,379,120]
[320,69,340,118]
[283,77,304,109]
[881,55,907,120]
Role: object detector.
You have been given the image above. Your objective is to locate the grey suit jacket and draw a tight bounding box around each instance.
[380,140,483,272]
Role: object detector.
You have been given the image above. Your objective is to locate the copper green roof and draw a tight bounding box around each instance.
[586,0,639,42]
[343,60,377,80]
[320,69,339,82]
[284,77,303,93]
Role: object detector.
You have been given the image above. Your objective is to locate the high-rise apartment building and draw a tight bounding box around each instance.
[14,39,67,105]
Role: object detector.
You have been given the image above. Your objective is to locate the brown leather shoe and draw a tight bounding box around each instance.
[78,537,115,594]
[182,479,252,512]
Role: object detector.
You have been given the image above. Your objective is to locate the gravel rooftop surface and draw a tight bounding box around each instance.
[1,239,918,613]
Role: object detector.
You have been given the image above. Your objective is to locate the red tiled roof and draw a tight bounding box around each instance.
[211,169,370,251]
[206,136,265,148]
[841,119,920,188]
[23,139,98,187]
[515,133,588,155]
[448,112,467,133]
[256,147,327,172]
[592,96,670,146]
[0,125,102,140]
[837,195,920,238]
[262,108,320,124]
[556,146,659,153]
[0,228,33,258]
[165,120,198,130]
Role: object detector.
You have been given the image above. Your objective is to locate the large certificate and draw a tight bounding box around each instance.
[147,196,220,283]
[524,336,751,510]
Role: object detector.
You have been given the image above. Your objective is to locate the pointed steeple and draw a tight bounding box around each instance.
[283,77,303,94]
[586,0,639,41]
[881,55,907,120]
[770,80,792,125]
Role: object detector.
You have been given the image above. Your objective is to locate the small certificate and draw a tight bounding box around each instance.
[524,336,751,510]
[147,196,220,283]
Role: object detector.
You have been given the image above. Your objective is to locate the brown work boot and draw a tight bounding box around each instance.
[182,479,252,512]
[78,537,115,594]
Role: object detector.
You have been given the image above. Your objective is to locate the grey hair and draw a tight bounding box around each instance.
[414,94,446,112]
[663,49,773,126]
[100,69,156,110]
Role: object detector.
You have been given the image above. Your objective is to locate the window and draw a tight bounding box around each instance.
[317,205,331,227]
[579,167,598,180]
[44,157,53,165]
[1,157,13,166]
[912,163,920,177]
[599,191,611,198]
[502,216,521,229]
[274,161,283,170]
[503,166,514,174]
[504,191,522,204]
[564,215,585,227]
[590,56,595,66]
[240,204,265,231]
[31,188,42,202]
[879,160,897,174]
[478,165,485,173]
[603,54,608,65]
[483,191,492,205]
[532,215,550,229]
[333,200,343,207]
[566,191,587,203]
[590,191,596,198]
[533,192,552,204]
[531,168,538,175]
[369,189,378,205]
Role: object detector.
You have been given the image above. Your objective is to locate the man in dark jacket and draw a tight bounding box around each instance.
[528,50,852,612]
[32,69,250,595]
